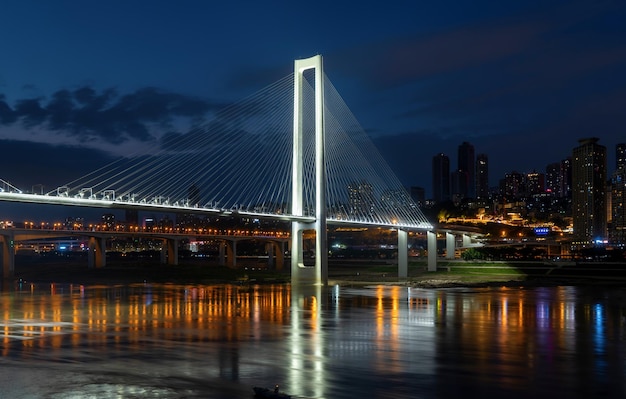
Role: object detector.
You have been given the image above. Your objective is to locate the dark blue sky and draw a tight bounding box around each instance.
[1,0,625,205]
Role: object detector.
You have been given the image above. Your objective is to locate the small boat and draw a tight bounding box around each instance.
[252,385,292,399]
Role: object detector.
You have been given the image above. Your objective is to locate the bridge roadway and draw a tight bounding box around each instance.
[0,226,289,278]
[0,191,435,230]
[0,225,483,281]
[0,192,483,281]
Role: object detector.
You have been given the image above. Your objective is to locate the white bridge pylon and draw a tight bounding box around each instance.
[290,55,437,285]
[291,55,328,285]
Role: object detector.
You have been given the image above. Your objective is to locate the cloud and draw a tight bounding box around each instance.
[0,86,219,145]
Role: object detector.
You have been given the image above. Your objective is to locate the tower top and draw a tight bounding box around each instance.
[578,137,600,145]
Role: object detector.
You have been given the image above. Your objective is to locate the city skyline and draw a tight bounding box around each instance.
[427,138,624,200]
[0,1,625,208]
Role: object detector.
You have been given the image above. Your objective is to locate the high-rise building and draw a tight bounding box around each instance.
[561,157,572,198]
[451,170,468,203]
[348,181,374,217]
[610,143,626,245]
[525,171,545,196]
[432,153,450,202]
[545,162,561,196]
[501,171,524,198]
[617,143,626,170]
[458,142,475,198]
[476,154,489,199]
[610,170,625,245]
[572,137,607,246]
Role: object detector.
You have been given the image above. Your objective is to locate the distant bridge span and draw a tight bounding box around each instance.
[1,226,290,274]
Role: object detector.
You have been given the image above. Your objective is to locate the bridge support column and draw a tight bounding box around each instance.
[218,241,226,266]
[0,235,15,279]
[266,242,274,270]
[161,239,178,265]
[462,233,471,248]
[226,240,237,269]
[267,241,286,271]
[397,229,408,278]
[88,236,106,268]
[275,241,285,271]
[427,231,437,271]
[446,232,456,260]
[291,222,318,283]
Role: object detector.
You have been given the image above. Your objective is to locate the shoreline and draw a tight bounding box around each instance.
[8,259,626,289]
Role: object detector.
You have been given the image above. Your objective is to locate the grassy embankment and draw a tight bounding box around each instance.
[328,259,626,287]
[11,256,626,287]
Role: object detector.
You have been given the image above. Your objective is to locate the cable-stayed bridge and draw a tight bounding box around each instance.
[0,55,441,284]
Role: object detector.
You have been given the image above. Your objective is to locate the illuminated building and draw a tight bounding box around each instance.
[545,162,561,196]
[617,143,626,170]
[347,181,374,217]
[547,159,573,199]
[525,171,545,196]
[561,157,572,198]
[572,137,606,247]
[501,171,524,198]
[609,143,626,245]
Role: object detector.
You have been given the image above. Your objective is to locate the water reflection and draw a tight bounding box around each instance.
[1,283,625,398]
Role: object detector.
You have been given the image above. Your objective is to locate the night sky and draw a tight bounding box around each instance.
[1,0,625,206]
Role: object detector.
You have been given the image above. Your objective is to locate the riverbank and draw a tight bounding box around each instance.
[9,258,626,288]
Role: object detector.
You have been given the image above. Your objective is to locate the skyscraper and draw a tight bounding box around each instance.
[572,137,607,246]
[561,157,572,198]
[348,181,374,217]
[432,153,450,202]
[610,143,626,245]
[476,153,489,199]
[458,142,475,198]
[501,171,524,198]
[525,171,545,196]
[451,170,468,203]
[617,143,626,170]
[545,162,561,196]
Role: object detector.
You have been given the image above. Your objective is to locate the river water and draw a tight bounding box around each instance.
[0,282,625,398]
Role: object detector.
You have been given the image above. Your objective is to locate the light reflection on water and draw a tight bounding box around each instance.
[0,283,625,398]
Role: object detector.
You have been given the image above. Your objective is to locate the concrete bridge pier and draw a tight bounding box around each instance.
[218,241,226,266]
[462,233,471,248]
[266,242,274,269]
[427,231,437,271]
[0,234,15,279]
[398,229,439,276]
[397,229,408,278]
[265,241,286,271]
[225,240,237,268]
[291,222,319,284]
[88,236,106,268]
[160,238,179,265]
[217,239,240,268]
[446,232,456,260]
[275,241,285,271]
